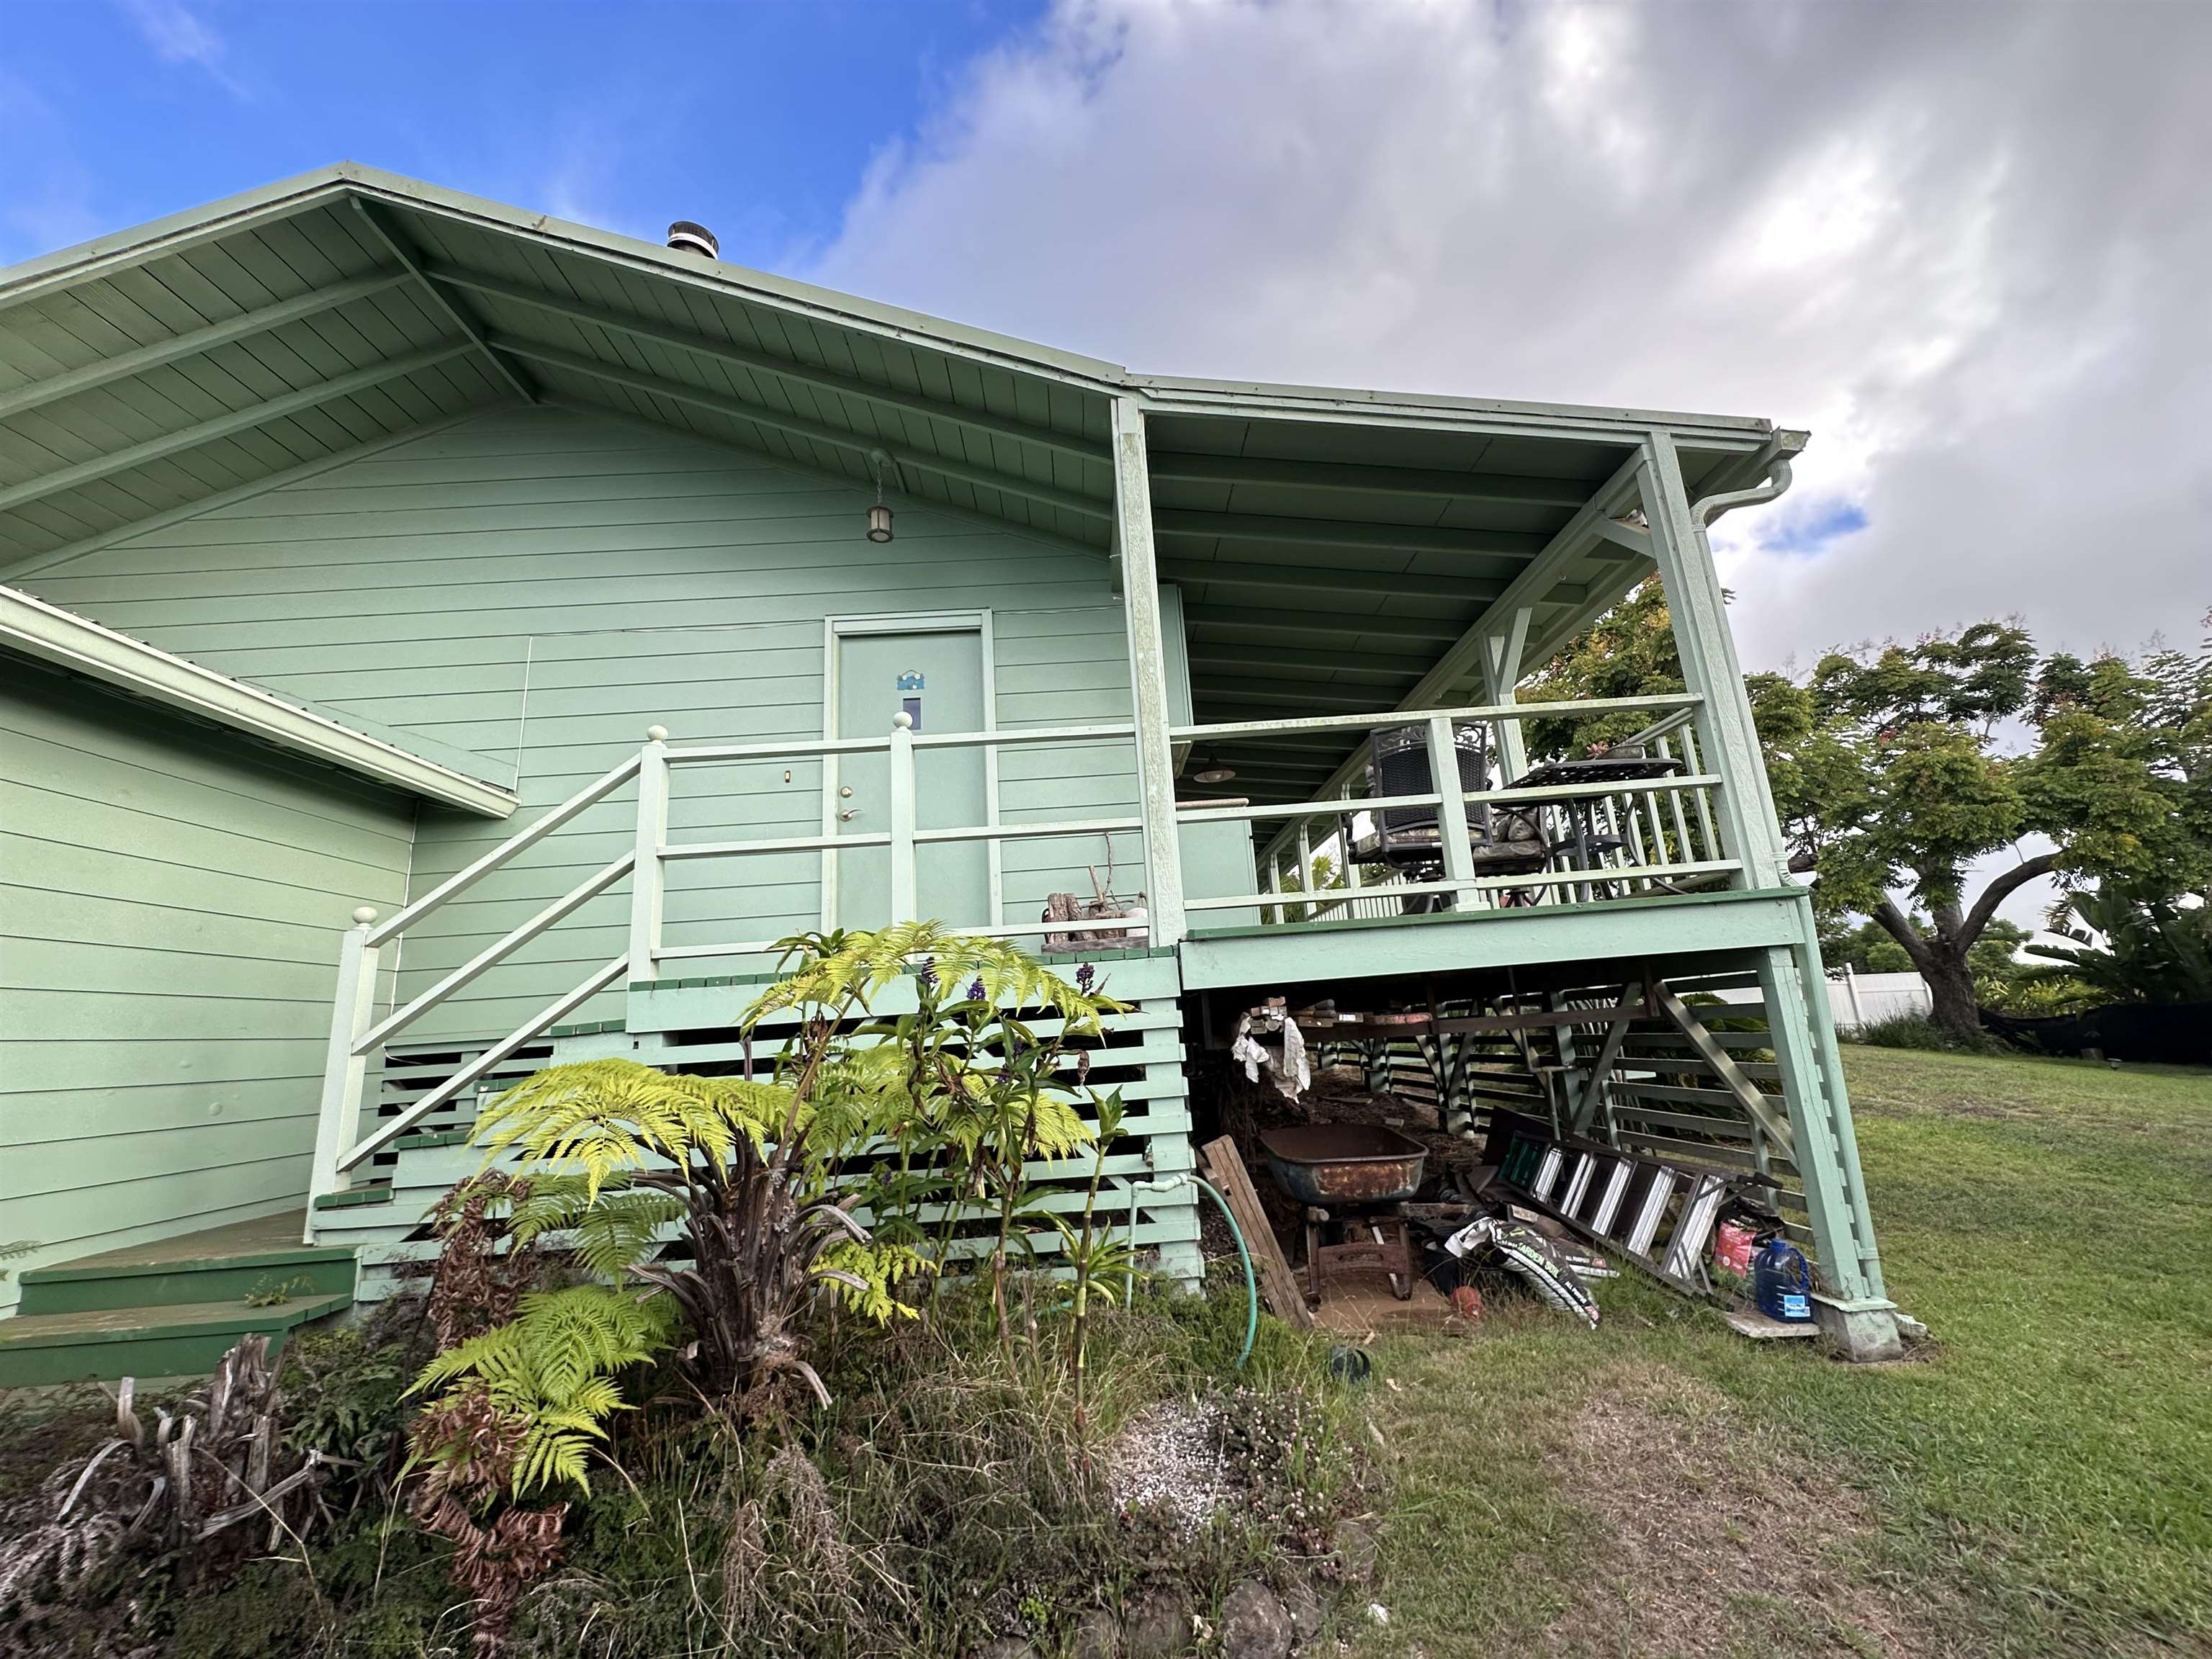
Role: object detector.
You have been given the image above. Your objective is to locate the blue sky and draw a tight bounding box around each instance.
[1,0,2200,676]
[5,0,2204,938]
[0,0,1043,269]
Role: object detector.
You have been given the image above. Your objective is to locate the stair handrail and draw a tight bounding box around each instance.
[336,953,630,1176]
[365,750,643,948]
[306,746,646,1228]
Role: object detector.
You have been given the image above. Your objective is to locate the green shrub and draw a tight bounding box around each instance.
[1849,1010,2004,1053]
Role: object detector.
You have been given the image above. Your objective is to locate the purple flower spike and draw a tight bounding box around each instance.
[967,976,988,1003]
[1075,963,1097,993]
[916,956,937,989]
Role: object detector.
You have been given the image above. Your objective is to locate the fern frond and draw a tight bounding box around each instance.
[813,1240,932,1324]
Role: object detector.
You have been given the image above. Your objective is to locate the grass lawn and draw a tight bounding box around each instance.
[1355,1046,2212,1658]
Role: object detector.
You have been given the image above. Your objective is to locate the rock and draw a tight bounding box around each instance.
[1124,1590,1193,1658]
[1280,1579,1323,1646]
[1220,1581,1292,1659]
[1331,1519,1377,1585]
[1071,1609,1120,1659]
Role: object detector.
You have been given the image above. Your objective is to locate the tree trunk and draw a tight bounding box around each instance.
[1874,895,1982,1040]
[1922,948,1981,1038]
[1873,852,2059,1042]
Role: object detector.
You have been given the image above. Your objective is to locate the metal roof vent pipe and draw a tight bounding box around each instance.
[666,220,719,259]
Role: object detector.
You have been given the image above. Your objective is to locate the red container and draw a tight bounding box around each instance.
[1714,1220,1758,1276]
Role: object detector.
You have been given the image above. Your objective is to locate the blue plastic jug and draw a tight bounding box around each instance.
[1752,1237,1815,1323]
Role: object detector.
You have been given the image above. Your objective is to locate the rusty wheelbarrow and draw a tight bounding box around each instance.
[1256,1124,1428,1301]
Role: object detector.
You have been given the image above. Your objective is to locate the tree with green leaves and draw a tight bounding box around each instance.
[1793,622,2209,1035]
[1526,587,2212,1038]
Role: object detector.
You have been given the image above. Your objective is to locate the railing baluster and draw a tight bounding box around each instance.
[889,711,917,923]
[305,906,381,1231]
[1681,725,1721,864]
[1295,819,1314,925]
[628,727,670,986]
[1656,735,1694,864]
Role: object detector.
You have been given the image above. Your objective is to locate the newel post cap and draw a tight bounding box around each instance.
[646,725,669,742]
[891,711,914,730]
[351,906,379,926]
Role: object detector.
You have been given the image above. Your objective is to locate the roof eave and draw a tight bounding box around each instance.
[0,584,517,819]
[1125,373,1777,446]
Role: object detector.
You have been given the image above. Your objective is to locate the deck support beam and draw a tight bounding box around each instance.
[1568,980,1642,1137]
[1637,433,1786,886]
[1112,397,1187,948]
[1639,434,1895,1352]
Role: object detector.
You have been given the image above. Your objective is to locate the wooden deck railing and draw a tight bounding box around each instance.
[306,717,1153,1213]
[307,691,1750,1220]
[1170,693,1741,927]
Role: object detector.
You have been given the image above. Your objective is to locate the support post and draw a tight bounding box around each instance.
[1637,433,1785,886]
[628,727,670,986]
[889,711,918,922]
[1428,714,1480,903]
[1757,940,1900,1359]
[305,907,382,1241]
[1110,397,1187,947]
[1480,606,1534,781]
[1794,925,1889,1303]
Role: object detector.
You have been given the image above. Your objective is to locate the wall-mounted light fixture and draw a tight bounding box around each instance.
[867,449,895,543]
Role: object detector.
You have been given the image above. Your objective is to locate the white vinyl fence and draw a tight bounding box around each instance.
[1709,968,1931,1033]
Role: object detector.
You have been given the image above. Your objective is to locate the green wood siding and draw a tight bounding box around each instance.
[0,670,413,1310]
[22,406,1166,1043]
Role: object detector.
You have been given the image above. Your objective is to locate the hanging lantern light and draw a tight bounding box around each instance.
[867,449,895,543]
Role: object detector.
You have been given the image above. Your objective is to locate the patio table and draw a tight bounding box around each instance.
[1504,754,1685,896]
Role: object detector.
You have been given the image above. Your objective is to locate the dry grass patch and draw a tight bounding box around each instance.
[1537,1367,1954,1659]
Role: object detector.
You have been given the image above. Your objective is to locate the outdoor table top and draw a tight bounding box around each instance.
[1508,754,1686,792]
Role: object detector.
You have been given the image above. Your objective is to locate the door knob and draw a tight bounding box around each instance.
[840,808,860,821]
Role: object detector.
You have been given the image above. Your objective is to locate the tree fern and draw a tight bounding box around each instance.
[408,1285,673,1498]
[748,922,1117,1031]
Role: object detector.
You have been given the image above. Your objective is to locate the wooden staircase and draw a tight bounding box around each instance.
[0,1211,354,1388]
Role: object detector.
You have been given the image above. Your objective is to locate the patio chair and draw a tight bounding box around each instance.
[1357,724,1550,910]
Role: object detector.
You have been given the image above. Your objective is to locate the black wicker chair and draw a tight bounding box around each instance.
[1354,724,1550,911]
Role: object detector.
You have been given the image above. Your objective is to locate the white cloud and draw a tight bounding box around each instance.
[117,0,249,99]
[801,0,2212,928]
[804,0,2211,675]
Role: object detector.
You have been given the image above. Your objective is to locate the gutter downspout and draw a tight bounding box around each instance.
[1681,428,1804,526]
[1690,429,1806,527]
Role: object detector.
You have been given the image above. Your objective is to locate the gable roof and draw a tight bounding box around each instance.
[0,164,1797,803]
[0,582,518,815]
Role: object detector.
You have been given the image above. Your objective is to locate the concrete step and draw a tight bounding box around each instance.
[14,1210,354,1316]
[0,1293,351,1388]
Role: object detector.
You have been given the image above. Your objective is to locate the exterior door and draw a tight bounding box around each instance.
[832,627,990,930]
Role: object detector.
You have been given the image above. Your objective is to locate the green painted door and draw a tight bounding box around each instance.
[833,629,989,930]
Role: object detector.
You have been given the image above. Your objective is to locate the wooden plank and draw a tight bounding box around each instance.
[1198,1135,1313,1330]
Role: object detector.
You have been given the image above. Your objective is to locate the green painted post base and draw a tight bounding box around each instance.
[1156,1236,1207,1290]
[1813,1295,1905,1363]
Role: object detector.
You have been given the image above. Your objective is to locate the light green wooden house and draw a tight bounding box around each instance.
[0,166,1899,1381]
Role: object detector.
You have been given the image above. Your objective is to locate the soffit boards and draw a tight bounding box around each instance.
[0,166,1774,803]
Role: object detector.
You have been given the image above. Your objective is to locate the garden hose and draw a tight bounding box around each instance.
[1136,1172,1257,1370]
